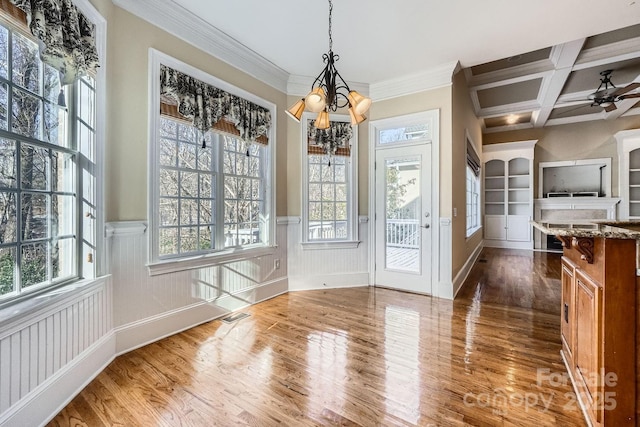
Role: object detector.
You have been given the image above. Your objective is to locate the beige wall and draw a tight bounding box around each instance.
[102,4,288,221]
[484,115,640,198]
[451,69,483,279]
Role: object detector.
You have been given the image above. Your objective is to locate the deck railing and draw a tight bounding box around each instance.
[386,219,420,249]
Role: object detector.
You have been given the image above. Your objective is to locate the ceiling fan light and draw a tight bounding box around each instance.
[348,106,366,125]
[348,91,372,115]
[305,87,326,113]
[600,101,613,108]
[315,110,330,129]
[286,99,306,122]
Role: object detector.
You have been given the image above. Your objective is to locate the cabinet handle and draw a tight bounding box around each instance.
[564,303,569,323]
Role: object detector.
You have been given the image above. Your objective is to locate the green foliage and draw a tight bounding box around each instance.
[0,251,14,295]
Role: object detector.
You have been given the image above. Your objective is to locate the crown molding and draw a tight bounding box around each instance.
[369,61,458,101]
[112,0,289,93]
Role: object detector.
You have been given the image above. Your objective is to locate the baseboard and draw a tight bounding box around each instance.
[484,240,533,250]
[0,332,116,427]
[452,242,484,298]
[115,277,288,354]
[288,272,369,292]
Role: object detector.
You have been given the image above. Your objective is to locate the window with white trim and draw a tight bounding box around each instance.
[301,114,358,245]
[150,52,275,265]
[0,15,100,303]
[466,137,481,237]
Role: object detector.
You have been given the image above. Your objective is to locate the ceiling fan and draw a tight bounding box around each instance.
[588,69,640,112]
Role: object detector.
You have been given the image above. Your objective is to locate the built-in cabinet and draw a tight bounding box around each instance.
[616,129,640,220]
[560,236,636,426]
[483,140,536,249]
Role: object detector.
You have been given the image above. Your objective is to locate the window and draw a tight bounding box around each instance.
[157,119,267,257]
[0,19,99,302]
[466,136,481,237]
[149,51,275,267]
[302,114,358,246]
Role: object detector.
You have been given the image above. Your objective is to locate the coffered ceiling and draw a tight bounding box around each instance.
[465,24,640,134]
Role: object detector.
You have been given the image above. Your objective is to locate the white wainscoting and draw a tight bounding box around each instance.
[287,217,369,291]
[437,218,453,299]
[109,220,289,354]
[0,277,114,426]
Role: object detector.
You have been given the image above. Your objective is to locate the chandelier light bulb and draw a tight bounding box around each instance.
[348,91,372,116]
[286,99,306,122]
[348,107,366,125]
[305,87,327,113]
[315,110,330,129]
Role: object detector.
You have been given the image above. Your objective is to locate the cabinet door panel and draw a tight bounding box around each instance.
[506,215,531,241]
[560,257,575,360]
[574,269,602,422]
[484,215,506,240]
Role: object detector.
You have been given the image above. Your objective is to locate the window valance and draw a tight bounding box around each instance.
[8,0,99,85]
[466,140,481,177]
[160,65,271,146]
[307,119,352,157]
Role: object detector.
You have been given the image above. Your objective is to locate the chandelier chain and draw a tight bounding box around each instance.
[328,0,333,51]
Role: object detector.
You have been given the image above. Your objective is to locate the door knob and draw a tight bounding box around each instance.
[422,224,430,229]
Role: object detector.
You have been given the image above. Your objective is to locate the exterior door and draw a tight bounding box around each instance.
[374,143,432,294]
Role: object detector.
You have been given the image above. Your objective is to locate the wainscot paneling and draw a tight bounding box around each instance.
[0,277,114,426]
[287,217,369,291]
[108,220,289,354]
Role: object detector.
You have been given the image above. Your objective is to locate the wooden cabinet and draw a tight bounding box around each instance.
[560,237,636,426]
[482,140,536,249]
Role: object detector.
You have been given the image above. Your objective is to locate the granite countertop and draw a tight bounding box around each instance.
[531,220,640,240]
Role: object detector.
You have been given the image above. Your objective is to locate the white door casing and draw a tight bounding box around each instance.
[369,110,440,296]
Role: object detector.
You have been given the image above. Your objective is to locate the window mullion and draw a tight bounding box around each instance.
[215,134,224,249]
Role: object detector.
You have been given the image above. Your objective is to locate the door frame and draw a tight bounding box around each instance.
[368,110,440,296]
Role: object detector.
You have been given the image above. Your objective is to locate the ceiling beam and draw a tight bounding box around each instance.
[533,39,585,127]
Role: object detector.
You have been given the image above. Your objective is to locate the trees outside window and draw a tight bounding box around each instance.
[156,117,268,258]
[0,22,96,300]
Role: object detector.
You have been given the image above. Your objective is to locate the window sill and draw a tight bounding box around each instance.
[301,240,361,250]
[466,226,482,241]
[147,245,277,276]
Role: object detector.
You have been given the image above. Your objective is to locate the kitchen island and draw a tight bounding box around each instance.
[532,220,639,426]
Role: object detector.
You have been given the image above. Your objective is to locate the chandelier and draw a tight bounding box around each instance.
[286,0,371,129]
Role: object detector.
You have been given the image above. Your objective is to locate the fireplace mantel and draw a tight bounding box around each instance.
[533,197,621,249]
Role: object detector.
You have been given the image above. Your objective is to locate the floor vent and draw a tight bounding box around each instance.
[221,312,250,323]
[478,259,488,263]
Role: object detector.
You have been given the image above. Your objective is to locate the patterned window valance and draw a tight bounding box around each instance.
[8,0,99,85]
[160,65,271,146]
[307,120,353,157]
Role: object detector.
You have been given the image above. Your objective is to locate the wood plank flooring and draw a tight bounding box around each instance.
[49,248,586,426]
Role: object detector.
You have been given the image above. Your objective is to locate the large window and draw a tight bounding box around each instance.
[466,136,481,237]
[157,118,267,257]
[0,20,98,302]
[150,51,274,266]
[302,114,358,245]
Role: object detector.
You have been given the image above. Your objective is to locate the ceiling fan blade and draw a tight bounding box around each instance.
[613,82,640,96]
[619,93,640,100]
[604,103,617,112]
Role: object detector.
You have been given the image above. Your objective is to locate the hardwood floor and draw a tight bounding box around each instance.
[49,248,586,426]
